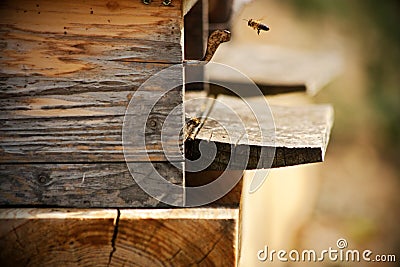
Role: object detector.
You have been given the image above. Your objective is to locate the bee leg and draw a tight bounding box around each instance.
[257,29,260,35]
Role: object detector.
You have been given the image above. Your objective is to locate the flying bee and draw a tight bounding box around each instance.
[244,19,270,35]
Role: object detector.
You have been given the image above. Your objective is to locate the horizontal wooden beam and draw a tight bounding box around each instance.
[210,44,342,96]
[0,208,238,266]
[0,86,183,163]
[0,162,183,207]
[0,162,242,207]
[0,0,183,68]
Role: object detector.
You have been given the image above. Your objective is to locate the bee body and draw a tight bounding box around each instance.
[246,19,270,35]
[186,117,201,128]
[185,117,201,140]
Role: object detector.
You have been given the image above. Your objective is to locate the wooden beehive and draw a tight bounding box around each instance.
[0,0,338,266]
[0,0,187,207]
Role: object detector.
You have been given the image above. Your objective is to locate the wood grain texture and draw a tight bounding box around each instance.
[0,86,183,163]
[0,162,183,207]
[0,91,333,207]
[0,163,245,207]
[0,0,185,163]
[185,93,334,169]
[0,0,183,71]
[0,208,238,266]
[211,43,342,96]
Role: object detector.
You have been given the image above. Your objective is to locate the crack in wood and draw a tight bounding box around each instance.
[12,226,25,249]
[191,223,229,266]
[107,208,120,267]
[167,248,182,262]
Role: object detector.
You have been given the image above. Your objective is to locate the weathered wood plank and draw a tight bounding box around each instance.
[0,92,333,207]
[0,61,171,101]
[0,87,183,163]
[0,0,185,163]
[0,162,183,207]
[0,208,238,266]
[0,0,183,71]
[0,59,184,163]
[210,44,342,95]
[0,162,244,207]
[185,93,334,169]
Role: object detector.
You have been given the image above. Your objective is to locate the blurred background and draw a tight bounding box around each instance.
[210,0,400,266]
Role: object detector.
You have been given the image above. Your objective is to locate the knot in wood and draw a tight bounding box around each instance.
[142,0,151,5]
[163,0,171,5]
[37,173,49,184]
[148,118,158,129]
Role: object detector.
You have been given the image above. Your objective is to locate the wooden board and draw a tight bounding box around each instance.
[0,92,333,208]
[185,92,334,169]
[0,162,183,207]
[0,0,184,68]
[0,0,185,163]
[0,208,239,266]
[0,86,183,163]
[0,162,247,207]
[210,43,342,95]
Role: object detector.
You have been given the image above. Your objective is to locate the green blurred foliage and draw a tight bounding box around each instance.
[286,0,400,168]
